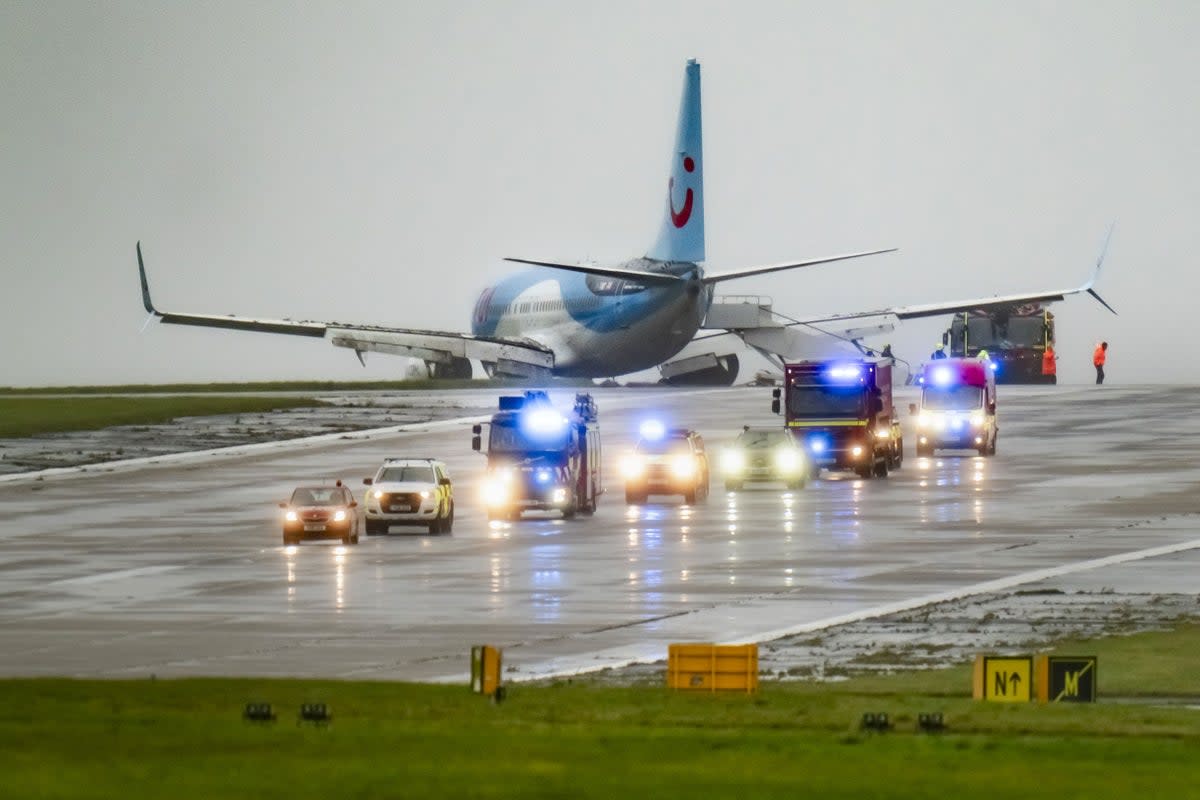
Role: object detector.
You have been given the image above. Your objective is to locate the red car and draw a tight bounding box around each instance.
[280,482,360,546]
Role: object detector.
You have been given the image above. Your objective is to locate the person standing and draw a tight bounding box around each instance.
[1042,344,1057,383]
[1093,341,1108,384]
[930,343,947,360]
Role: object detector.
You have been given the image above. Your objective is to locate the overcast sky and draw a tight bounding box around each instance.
[2,1,1196,387]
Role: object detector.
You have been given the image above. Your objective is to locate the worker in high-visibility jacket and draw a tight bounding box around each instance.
[1093,341,1108,384]
[1042,345,1057,382]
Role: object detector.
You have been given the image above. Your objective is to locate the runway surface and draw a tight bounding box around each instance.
[1,384,1198,682]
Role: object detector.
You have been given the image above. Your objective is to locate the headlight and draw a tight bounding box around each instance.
[721,450,746,474]
[620,454,646,479]
[917,413,929,429]
[419,490,430,499]
[875,428,891,439]
[970,413,984,427]
[551,487,567,504]
[333,509,347,522]
[670,455,697,478]
[850,445,864,458]
[373,490,384,499]
[774,448,801,473]
[482,479,509,506]
[285,510,298,522]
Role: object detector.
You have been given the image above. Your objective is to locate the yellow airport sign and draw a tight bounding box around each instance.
[470,645,502,697]
[667,643,758,693]
[973,655,1032,702]
[1036,655,1097,703]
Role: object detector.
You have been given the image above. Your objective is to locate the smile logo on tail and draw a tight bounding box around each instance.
[669,155,696,228]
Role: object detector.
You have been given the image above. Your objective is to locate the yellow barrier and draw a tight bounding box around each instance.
[667,643,758,693]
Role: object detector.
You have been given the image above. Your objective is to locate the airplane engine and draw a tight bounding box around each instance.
[660,353,739,386]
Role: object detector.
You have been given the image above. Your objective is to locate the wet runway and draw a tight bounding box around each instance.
[1,384,1197,682]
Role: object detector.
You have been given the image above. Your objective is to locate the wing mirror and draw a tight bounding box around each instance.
[770,387,781,415]
[908,403,917,415]
[363,477,373,486]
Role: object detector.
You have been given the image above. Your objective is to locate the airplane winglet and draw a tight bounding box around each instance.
[1082,222,1117,315]
[136,241,160,315]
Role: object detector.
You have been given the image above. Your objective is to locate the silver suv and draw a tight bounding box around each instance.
[363,458,454,534]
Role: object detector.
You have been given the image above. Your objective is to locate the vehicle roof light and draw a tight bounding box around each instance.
[827,365,862,381]
[639,419,666,440]
[932,366,954,386]
[521,407,568,438]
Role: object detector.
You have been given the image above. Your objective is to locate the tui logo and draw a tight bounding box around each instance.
[669,155,696,228]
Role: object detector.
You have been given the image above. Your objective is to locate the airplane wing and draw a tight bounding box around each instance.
[700,248,898,284]
[137,243,554,378]
[800,224,1117,324]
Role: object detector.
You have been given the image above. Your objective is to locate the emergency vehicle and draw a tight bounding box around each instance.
[771,359,903,479]
[914,357,998,456]
[473,391,601,520]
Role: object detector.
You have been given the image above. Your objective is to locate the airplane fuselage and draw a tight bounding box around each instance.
[471,259,713,377]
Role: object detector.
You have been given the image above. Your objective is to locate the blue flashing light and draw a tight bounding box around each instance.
[808,436,828,454]
[520,406,568,440]
[931,366,954,387]
[988,360,999,372]
[639,419,666,441]
[827,365,863,382]
[536,468,552,484]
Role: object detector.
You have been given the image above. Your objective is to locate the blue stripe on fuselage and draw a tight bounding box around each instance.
[471,263,704,337]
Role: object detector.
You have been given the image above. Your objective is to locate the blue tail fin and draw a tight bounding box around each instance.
[647,59,705,264]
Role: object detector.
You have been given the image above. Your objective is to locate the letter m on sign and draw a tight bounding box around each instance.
[1063,670,1080,697]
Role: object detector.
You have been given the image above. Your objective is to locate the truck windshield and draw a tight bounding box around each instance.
[489,421,569,454]
[788,386,864,418]
[965,317,1044,348]
[922,385,983,410]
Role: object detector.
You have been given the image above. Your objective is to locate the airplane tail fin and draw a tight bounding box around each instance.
[646,59,705,264]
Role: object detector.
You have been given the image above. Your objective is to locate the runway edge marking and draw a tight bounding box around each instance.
[456,537,1200,684]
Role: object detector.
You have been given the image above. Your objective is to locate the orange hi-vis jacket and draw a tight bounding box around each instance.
[1042,348,1057,375]
[1093,345,1106,367]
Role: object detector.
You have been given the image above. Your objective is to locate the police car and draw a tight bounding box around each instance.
[362,458,454,534]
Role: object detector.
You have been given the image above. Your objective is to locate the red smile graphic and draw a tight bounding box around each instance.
[669,155,696,228]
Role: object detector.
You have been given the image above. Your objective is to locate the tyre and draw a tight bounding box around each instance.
[785,478,805,491]
[855,465,873,479]
[443,502,454,533]
[365,520,382,535]
[684,488,697,504]
[724,479,742,491]
[625,490,645,504]
[282,534,297,546]
[873,456,889,478]
[988,434,997,456]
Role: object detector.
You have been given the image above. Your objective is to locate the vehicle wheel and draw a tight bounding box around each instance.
[724,479,742,491]
[625,490,644,504]
[443,502,454,533]
[873,456,889,478]
[365,520,380,535]
[684,488,697,504]
[786,478,805,491]
[856,465,873,479]
[580,496,596,516]
[282,535,297,546]
[988,435,997,456]
[562,501,577,520]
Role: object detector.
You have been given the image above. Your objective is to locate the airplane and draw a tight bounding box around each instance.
[137,59,1112,381]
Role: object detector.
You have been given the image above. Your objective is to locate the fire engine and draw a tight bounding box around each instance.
[771,359,902,479]
[473,391,601,520]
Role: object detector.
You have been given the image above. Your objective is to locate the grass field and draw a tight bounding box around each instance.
[0,396,327,438]
[3,625,1197,799]
[0,377,594,395]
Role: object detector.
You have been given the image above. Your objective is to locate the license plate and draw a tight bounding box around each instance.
[303,523,325,532]
[389,505,411,512]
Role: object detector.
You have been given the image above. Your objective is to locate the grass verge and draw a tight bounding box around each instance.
[2,624,1197,798]
[0,396,327,438]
